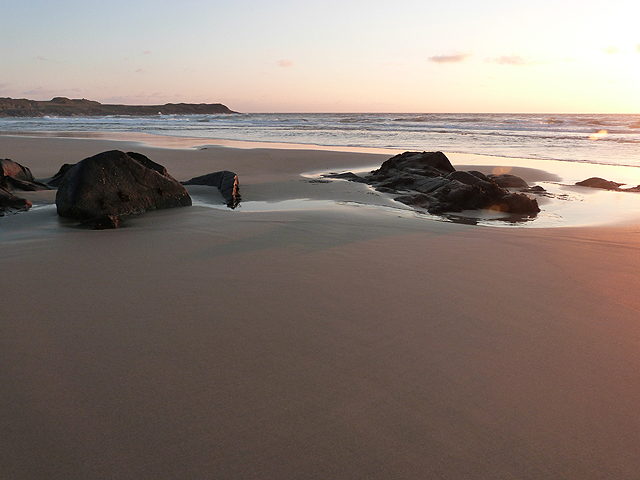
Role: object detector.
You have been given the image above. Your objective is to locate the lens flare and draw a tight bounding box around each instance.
[492,166,512,175]
[589,129,608,141]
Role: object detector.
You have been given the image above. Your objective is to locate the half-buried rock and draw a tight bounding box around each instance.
[182,170,241,209]
[56,150,192,226]
[1,158,51,216]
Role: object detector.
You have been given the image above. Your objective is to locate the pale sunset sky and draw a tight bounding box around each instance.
[2,0,639,113]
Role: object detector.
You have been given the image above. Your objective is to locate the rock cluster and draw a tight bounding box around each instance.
[1,150,243,228]
[330,151,540,215]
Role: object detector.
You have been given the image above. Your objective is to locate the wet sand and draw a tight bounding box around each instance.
[3,133,640,479]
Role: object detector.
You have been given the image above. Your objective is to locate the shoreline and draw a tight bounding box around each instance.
[3,131,640,228]
[4,128,640,175]
[4,133,640,478]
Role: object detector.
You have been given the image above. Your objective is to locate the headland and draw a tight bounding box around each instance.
[0,97,237,117]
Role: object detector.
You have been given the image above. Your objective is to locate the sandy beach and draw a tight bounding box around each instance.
[3,133,640,479]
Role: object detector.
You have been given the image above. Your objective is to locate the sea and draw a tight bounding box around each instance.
[1,112,640,168]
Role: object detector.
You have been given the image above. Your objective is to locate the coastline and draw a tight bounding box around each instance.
[4,130,640,227]
[3,132,640,478]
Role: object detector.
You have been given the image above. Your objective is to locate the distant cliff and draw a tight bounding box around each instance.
[0,97,238,117]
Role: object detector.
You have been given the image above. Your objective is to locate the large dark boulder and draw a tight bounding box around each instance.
[55,150,192,222]
[182,170,241,208]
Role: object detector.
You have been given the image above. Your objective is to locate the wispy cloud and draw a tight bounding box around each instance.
[33,55,63,64]
[603,45,619,55]
[21,87,58,98]
[428,52,471,64]
[103,93,175,104]
[277,60,294,67]
[636,43,640,53]
[486,55,536,66]
[143,50,152,55]
[134,69,146,74]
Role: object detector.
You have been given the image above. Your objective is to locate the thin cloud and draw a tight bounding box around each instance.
[603,45,618,55]
[103,93,173,104]
[428,52,471,64]
[486,55,535,66]
[637,43,640,53]
[143,50,152,55]
[277,60,294,67]
[33,56,63,64]
[21,87,58,98]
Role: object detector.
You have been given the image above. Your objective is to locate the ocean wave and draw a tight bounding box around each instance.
[3,113,640,167]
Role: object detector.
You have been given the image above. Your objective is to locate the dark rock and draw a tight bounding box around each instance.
[79,215,122,230]
[576,177,623,190]
[5,176,50,191]
[467,170,492,182]
[446,171,495,189]
[0,187,32,216]
[0,158,50,191]
[370,151,456,179]
[0,158,35,182]
[55,150,192,222]
[364,151,540,216]
[0,158,49,215]
[488,173,529,189]
[46,163,76,187]
[126,152,169,176]
[323,172,367,183]
[411,176,451,194]
[182,170,241,208]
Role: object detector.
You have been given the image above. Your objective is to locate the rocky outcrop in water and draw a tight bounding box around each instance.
[327,151,540,216]
[55,150,192,226]
[574,176,640,193]
[182,170,241,208]
[576,177,624,190]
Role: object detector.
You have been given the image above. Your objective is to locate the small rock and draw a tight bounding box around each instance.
[575,177,623,190]
[182,170,241,208]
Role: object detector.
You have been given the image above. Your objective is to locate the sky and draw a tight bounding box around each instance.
[1,0,639,113]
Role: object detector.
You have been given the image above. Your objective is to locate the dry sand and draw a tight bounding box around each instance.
[3,134,640,479]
